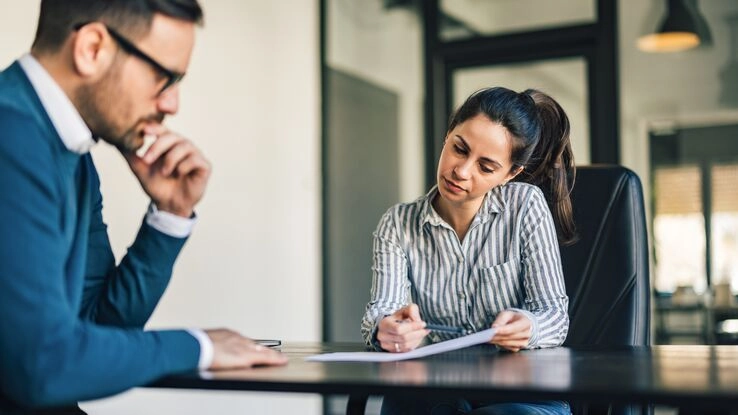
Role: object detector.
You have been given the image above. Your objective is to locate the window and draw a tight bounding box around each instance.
[653,165,706,293]
[711,164,738,291]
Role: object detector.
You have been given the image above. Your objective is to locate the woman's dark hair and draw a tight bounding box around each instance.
[447,87,578,245]
[32,0,204,53]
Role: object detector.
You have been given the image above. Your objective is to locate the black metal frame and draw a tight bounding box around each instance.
[422,0,620,186]
[320,0,329,347]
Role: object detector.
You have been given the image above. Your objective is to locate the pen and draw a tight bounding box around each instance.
[254,339,282,348]
[395,319,465,334]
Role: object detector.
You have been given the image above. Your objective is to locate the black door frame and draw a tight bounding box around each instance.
[422,0,620,186]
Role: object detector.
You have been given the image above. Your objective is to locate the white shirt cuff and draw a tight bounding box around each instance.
[186,328,214,370]
[145,202,196,238]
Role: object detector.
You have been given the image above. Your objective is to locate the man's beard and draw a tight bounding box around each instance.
[75,67,159,153]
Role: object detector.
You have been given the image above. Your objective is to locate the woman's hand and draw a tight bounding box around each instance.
[490,310,532,352]
[376,304,430,353]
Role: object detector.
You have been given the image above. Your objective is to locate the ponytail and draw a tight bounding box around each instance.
[517,89,578,245]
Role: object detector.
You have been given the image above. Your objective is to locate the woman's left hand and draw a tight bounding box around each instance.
[489,310,532,352]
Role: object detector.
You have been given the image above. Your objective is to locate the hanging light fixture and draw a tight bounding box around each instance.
[637,0,713,53]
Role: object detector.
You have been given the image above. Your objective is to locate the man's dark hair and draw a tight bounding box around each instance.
[32,0,204,53]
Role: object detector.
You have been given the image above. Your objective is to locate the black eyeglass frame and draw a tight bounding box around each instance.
[73,22,185,95]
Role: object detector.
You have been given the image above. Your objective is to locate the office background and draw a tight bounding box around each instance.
[1,0,737,414]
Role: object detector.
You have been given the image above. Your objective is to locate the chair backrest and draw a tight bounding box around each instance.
[561,165,650,347]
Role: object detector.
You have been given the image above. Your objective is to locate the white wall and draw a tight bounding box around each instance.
[0,1,322,414]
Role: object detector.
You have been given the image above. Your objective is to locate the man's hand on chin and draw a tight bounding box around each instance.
[124,124,211,217]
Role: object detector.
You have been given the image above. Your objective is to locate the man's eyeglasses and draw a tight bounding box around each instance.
[74,22,185,95]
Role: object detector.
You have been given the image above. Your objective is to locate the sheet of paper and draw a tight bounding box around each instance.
[305,328,496,362]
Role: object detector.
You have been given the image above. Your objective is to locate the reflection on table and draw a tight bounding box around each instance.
[151,343,738,410]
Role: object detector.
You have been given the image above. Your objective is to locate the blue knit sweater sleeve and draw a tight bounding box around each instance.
[0,110,200,408]
[79,153,188,327]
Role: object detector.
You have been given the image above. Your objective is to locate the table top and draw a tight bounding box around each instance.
[151,343,738,408]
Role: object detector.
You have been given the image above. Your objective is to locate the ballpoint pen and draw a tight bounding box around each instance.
[254,339,282,348]
[395,319,466,335]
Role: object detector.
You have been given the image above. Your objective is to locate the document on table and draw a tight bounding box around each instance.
[305,328,496,362]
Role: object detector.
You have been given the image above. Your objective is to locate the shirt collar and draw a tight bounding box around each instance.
[420,185,507,228]
[18,53,95,154]
[420,186,445,227]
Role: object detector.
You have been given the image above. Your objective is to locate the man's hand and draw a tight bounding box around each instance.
[206,329,288,370]
[490,310,532,352]
[376,304,429,353]
[124,124,211,218]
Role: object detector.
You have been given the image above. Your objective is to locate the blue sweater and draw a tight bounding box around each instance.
[0,62,200,412]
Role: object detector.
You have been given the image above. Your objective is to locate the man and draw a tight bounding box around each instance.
[0,1,287,413]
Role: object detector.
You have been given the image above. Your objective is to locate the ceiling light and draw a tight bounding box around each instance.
[637,0,712,53]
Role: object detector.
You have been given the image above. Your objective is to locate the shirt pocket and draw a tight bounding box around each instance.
[473,260,521,318]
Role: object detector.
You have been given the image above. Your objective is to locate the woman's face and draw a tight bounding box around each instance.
[436,113,521,207]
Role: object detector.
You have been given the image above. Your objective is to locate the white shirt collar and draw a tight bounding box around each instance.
[18,53,95,154]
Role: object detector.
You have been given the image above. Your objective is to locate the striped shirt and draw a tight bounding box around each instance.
[361,182,569,349]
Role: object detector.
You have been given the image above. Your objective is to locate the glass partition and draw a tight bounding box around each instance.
[453,57,590,165]
[439,0,596,41]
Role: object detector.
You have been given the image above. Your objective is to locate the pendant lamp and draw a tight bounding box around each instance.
[637,0,712,53]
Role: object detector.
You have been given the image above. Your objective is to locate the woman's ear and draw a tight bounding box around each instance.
[506,166,524,182]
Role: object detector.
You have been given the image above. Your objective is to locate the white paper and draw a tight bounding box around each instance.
[305,328,496,362]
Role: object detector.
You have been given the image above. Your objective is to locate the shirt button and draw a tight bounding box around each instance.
[459,293,466,299]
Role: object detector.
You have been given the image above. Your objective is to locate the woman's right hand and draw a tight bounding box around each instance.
[377,304,430,353]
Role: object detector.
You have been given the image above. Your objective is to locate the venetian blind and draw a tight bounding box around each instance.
[654,165,702,215]
[712,164,738,213]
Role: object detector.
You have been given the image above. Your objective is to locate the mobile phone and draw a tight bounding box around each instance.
[254,339,282,348]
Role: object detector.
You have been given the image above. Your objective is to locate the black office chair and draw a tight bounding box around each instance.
[560,165,651,415]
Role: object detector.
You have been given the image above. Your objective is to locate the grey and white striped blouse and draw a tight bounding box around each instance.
[361,182,569,349]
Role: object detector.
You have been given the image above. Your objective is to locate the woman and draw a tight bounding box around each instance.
[361,87,577,415]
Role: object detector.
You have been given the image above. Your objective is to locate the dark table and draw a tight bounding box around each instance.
[151,343,738,413]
